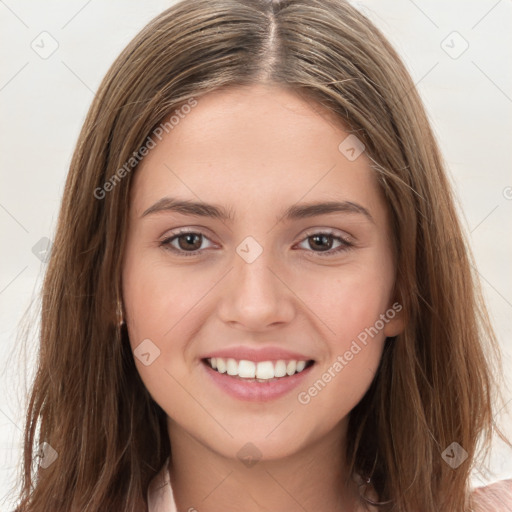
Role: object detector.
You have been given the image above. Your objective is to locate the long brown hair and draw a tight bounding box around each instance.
[11,0,509,510]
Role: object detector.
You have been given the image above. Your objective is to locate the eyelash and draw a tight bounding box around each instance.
[158,228,354,258]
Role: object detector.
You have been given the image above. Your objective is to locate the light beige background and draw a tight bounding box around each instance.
[1,0,511,508]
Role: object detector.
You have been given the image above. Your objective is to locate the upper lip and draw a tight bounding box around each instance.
[201,346,314,363]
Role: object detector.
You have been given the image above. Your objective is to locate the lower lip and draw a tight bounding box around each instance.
[201,360,314,402]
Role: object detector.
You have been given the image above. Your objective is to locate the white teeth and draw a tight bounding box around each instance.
[286,360,297,376]
[206,357,310,380]
[226,358,238,376]
[239,360,256,378]
[216,358,226,373]
[296,360,306,372]
[255,361,274,379]
[274,360,287,377]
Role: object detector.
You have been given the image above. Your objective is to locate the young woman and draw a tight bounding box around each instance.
[12,0,512,511]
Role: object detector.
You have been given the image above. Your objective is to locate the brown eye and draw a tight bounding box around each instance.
[296,231,353,257]
[308,234,335,252]
[160,230,214,256]
[176,233,203,251]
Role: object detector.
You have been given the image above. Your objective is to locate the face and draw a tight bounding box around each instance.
[122,83,403,462]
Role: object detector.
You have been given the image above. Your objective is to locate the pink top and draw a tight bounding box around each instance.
[147,458,177,512]
[147,458,512,512]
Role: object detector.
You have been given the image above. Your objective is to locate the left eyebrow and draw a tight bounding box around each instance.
[279,200,374,224]
[140,196,374,224]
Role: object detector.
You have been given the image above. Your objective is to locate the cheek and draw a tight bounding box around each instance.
[121,252,215,392]
[293,258,393,408]
[123,250,208,343]
[295,278,388,421]
[121,255,201,422]
[301,258,394,346]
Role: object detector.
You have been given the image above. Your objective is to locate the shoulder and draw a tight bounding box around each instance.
[470,479,512,512]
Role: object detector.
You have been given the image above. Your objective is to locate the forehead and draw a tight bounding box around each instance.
[130,84,385,223]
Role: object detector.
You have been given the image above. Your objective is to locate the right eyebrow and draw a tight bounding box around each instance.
[141,197,234,221]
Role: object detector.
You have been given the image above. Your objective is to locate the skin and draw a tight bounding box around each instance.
[122,83,404,512]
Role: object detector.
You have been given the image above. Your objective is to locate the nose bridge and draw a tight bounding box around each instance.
[217,235,294,328]
[234,235,280,303]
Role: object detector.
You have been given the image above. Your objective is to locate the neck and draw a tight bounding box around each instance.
[166,418,362,512]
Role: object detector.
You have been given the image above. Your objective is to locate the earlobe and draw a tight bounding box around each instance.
[383,302,405,338]
[383,317,404,338]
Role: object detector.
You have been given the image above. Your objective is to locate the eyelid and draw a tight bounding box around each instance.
[300,227,354,243]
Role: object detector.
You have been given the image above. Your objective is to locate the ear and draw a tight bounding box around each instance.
[383,301,405,338]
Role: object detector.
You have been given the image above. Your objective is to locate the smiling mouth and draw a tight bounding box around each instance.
[202,357,315,382]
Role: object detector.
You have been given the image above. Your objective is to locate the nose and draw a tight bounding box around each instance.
[216,246,295,331]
